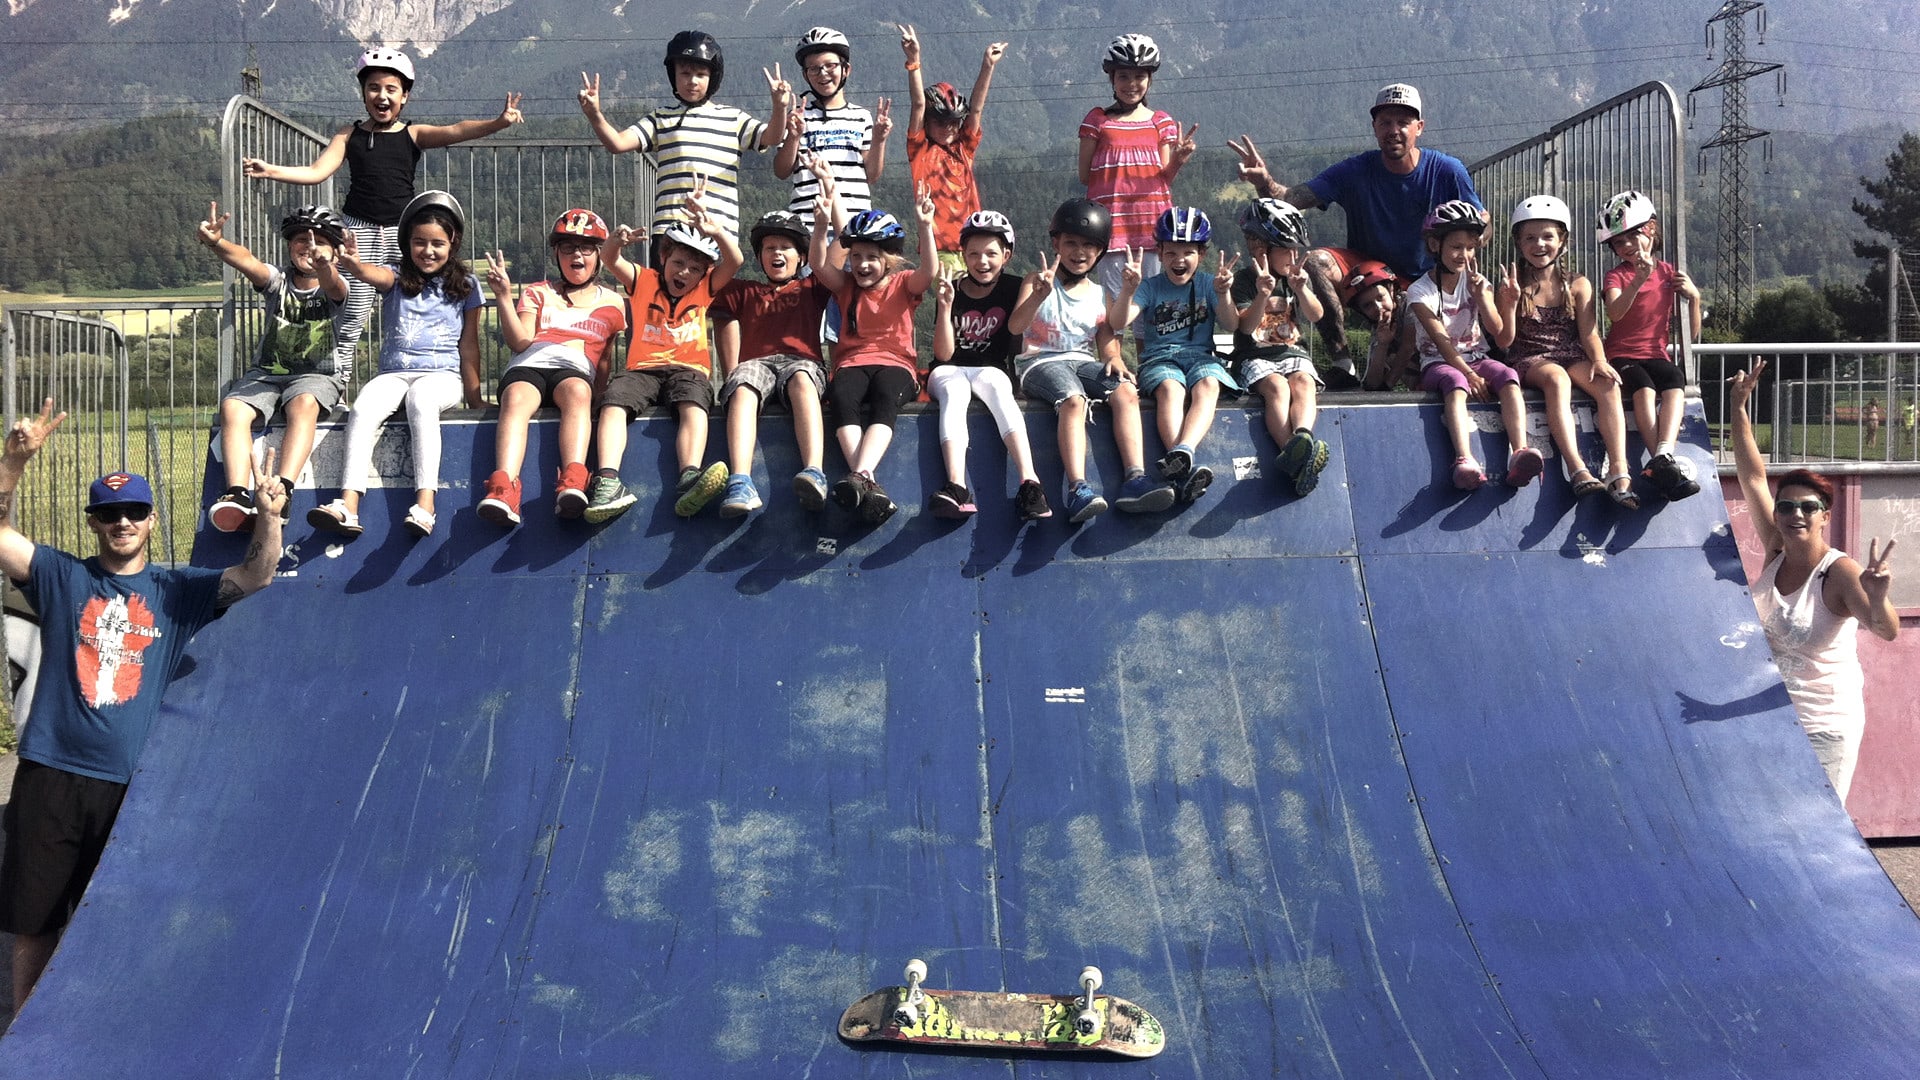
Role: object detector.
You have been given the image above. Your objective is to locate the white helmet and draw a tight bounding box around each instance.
[1102,34,1161,73]
[1596,190,1657,244]
[958,210,1016,250]
[660,222,720,263]
[1510,195,1572,232]
[795,27,852,66]
[355,47,415,87]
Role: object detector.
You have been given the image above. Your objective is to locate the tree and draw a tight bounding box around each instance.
[1742,283,1841,343]
[1844,132,1920,339]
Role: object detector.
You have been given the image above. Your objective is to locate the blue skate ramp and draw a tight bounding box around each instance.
[2,401,1917,1078]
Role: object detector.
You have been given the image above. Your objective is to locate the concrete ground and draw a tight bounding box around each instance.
[0,754,1913,1037]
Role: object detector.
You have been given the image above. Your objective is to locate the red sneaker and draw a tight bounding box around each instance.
[477,469,522,527]
[554,461,590,519]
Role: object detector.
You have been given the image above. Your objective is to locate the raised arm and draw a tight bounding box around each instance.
[760,66,794,149]
[905,184,938,295]
[215,447,287,607]
[865,98,891,182]
[579,73,642,154]
[1226,135,1322,208]
[1006,254,1058,336]
[773,106,805,180]
[1211,251,1242,333]
[1162,123,1197,182]
[966,41,1007,139]
[485,251,535,353]
[600,225,640,291]
[900,25,926,136]
[931,272,957,363]
[1491,263,1520,349]
[197,200,275,290]
[1234,253,1275,326]
[241,126,351,187]
[335,230,395,292]
[1727,361,1782,553]
[1105,246,1146,335]
[1602,235,1655,322]
[413,93,523,150]
[1676,266,1704,342]
[1835,540,1901,641]
[807,164,848,293]
[685,179,744,293]
[0,399,66,582]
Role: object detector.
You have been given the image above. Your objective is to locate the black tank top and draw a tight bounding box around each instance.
[342,122,422,226]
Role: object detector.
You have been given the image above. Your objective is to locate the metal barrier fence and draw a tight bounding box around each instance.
[1468,82,1691,375]
[1696,342,1920,469]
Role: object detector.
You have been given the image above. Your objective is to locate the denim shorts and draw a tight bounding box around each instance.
[1139,348,1238,395]
[1019,354,1125,406]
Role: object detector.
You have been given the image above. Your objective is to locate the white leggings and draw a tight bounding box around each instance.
[340,369,464,493]
[928,365,1026,454]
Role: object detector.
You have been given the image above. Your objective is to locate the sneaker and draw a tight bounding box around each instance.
[1115,473,1177,513]
[554,462,590,519]
[675,462,730,517]
[583,473,636,524]
[403,504,435,539]
[720,474,762,518]
[793,467,829,511]
[1179,464,1215,504]
[306,498,362,540]
[1505,446,1546,488]
[859,475,897,524]
[931,482,976,519]
[1292,439,1331,497]
[1015,479,1053,520]
[1646,452,1701,500]
[274,477,294,522]
[476,470,522,527]
[208,486,256,533]
[1064,480,1108,524]
[831,473,867,511]
[1157,446,1193,482]
[1276,431,1316,478]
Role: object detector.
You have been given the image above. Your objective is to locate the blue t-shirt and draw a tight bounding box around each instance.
[17,548,225,784]
[1132,271,1223,364]
[1305,149,1482,279]
[378,269,483,373]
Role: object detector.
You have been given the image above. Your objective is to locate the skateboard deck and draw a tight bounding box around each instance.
[839,963,1166,1058]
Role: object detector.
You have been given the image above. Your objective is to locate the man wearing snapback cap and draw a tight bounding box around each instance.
[0,398,285,1012]
[1231,83,1483,386]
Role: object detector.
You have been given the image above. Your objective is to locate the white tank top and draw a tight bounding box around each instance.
[1753,547,1864,739]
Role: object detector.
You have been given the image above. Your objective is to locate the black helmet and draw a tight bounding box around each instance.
[1049,198,1113,253]
[749,210,809,252]
[924,82,969,123]
[665,31,723,102]
[281,205,347,246]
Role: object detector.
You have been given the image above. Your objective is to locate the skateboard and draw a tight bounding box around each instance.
[839,959,1166,1058]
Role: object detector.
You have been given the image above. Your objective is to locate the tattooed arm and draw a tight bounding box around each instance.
[0,398,67,583]
[215,448,286,607]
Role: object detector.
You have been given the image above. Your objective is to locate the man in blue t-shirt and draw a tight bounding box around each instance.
[1232,83,1483,387]
[0,398,285,1012]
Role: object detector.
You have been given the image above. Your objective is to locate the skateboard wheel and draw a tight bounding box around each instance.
[1075,1007,1101,1037]
[894,1002,921,1028]
[1080,966,1102,993]
[904,958,928,984]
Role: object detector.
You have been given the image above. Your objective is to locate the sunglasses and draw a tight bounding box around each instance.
[1772,498,1826,517]
[90,505,152,524]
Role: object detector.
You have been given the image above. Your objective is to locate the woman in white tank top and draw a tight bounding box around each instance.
[1729,362,1899,802]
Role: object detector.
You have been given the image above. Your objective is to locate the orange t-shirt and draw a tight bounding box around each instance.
[908,125,982,253]
[624,268,716,374]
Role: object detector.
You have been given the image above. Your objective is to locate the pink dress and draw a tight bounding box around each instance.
[1079,108,1179,250]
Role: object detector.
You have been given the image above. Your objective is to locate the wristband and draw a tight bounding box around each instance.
[904,61,919,71]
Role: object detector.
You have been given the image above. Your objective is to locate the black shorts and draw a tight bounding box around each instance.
[827,365,917,429]
[1617,357,1686,394]
[499,366,590,407]
[602,367,714,420]
[0,760,129,936]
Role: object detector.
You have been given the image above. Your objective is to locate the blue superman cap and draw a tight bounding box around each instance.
[86,472,155,512]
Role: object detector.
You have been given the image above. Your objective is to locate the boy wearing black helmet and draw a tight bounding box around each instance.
[1007,198,1175,521]
[195,200,351,532]
[1232,199,1332,496]
[899,24,1007,273]
[581,31,793,246]
[713,211,836,516]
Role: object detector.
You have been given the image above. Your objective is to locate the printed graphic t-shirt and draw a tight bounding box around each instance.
[252,266,345,380]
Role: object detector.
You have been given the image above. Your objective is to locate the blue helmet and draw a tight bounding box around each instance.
[843,209,907,254]
[1154,206,1211,245]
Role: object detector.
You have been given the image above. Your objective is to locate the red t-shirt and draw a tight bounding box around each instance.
[711,277,831,363]
[833,273,923,375]
[908,125,983,253]
[1602,260,1677,362]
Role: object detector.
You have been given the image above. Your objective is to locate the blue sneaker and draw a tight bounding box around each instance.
[1114,473,1176,513]
[1157,446,1193,482]
[1064,480,1108,524]
[720,474,761,518]
[1178,464,1215,504]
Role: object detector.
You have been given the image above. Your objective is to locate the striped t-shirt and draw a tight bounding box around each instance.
[1079,108,1179,250]
[625,101,767,239]
[786,97,874,227]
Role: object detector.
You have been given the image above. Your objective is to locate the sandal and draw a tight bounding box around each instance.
[1606,473,1641,510]
[403,504,436,539]
[1451,456,1487,491]
[1569,468,1605,499]
[1505,446,1545,488]
[306,499,363,540]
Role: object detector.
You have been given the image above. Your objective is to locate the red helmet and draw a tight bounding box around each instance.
[552,209,609,243]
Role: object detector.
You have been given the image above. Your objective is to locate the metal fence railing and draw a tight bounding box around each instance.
[1696,343,1920,469]
[1468,82,1692,377]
